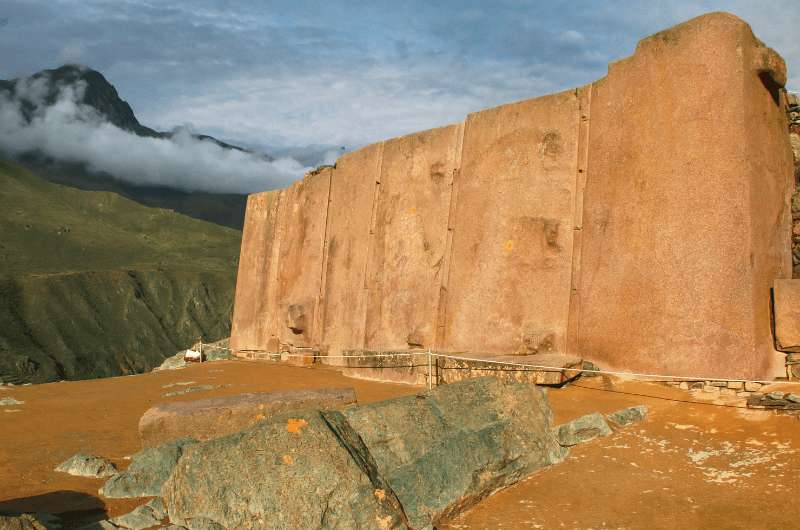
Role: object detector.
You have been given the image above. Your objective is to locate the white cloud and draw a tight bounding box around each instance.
[0,75,309,193]
[557,30,585,44]
[140,59,575,151]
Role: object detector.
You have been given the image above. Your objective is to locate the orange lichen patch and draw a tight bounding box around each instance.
[373,489,386,501]
[286,418,308,434]
[376,514,394,530]
[503,239,514,252]
[282,454,294,465]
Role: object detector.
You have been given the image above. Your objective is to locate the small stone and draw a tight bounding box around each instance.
[726,381,744,390]
[55,453,117,478]
[702,384,720,394]
[744,381,762,391]
[556,412,612,446]
[678,382,689,390]
[720,388,734,396]
[736,391,752,397]
[606,405,648,427]
[690,382,704,390]
[766,391,786,400]
[163,385,218,398]
[709,381,727,387]
[0,397,24,406]
[786,393,800,404]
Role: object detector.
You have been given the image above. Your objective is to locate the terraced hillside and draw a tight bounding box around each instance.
[0,159,241,383]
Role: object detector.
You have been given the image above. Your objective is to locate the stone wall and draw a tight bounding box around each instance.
[231,13,794,380]
[788,93,800,276]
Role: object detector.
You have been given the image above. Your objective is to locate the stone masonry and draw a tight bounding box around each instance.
[231,13,794,380]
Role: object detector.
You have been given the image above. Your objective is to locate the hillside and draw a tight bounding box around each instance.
[0,159,242,383]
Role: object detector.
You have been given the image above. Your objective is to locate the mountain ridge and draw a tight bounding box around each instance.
[0,64,261,229]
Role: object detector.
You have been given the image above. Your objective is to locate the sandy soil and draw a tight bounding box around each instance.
[1,360,798,529]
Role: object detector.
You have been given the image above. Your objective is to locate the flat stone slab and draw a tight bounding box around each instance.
[139,388,356,447]
[774,279,800,352]
[55,453,117,478]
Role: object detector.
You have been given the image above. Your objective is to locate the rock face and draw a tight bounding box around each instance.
[54,453,117,478]
[162,410,405,530]
[230,13,793,380]
[100,438,197,498]
[107,499,166,529]
[556,413,613,446]
[139,388,356,447]
[327,377,567,528]
[162,377,565,530]
[0,514,53,530]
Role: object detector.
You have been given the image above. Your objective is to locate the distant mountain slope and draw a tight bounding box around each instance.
[0,158,241,383]
[0,65,263,229]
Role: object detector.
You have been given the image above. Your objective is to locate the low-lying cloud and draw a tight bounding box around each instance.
[0,74,309,194]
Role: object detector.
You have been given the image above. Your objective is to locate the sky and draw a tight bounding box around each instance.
[0,1,798,191]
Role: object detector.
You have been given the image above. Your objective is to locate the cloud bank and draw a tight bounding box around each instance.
[0,74,309,194]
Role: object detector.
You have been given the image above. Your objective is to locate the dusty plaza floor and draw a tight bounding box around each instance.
[0,359,798,529]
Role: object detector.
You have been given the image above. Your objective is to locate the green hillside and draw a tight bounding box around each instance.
[0,159,242,383]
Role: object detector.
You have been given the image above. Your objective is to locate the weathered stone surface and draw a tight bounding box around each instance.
[443,91,581,355]
[774,279,800,353]
[364,126,461,351]
[100,438,197,498]
[330,377,567,529]
[230,13,792,381]
[0,514,57,530]
[556,413,613,446]
[108,498,165,530]
[76,520,120,530]
[54,453,117,478]
[0,397,24,406]
[139,388,356,447]
[576,13,792,380]
[606,405,648,427]
[161,410,404,530]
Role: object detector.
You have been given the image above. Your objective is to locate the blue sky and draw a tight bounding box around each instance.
[1,1,798,157]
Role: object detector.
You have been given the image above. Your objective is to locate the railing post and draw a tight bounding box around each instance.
[427,349,432,390]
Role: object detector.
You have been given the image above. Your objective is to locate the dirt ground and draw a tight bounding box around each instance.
[1,359,798,529]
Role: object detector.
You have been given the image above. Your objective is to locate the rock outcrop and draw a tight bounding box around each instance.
[325,377,567,528]
[139,388,356,447]
[162,410,404,530]
[162,378,565,529]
